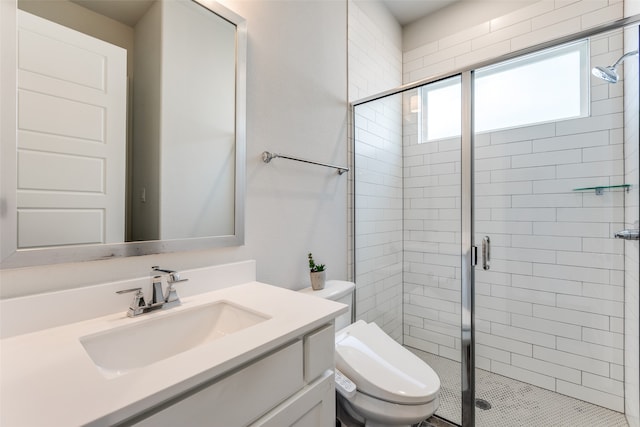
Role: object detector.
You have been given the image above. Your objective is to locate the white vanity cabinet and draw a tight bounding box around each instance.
[1,279,348,427]
[129,323,336,427]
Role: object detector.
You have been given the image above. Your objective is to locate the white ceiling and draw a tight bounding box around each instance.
[380,0,460,26]
[72,0,457,29]
[71,0,154,27]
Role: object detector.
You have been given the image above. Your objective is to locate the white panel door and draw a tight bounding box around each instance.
[16,10,126,247]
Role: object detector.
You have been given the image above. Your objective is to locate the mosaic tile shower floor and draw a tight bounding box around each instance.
[409,348,629,427]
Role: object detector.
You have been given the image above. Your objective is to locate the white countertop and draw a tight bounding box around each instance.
[1,282,347,427]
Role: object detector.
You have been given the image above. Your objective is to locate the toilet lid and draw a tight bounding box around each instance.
[335,321,440,405]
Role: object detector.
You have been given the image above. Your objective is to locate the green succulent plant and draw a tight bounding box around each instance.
[308,253,326,272]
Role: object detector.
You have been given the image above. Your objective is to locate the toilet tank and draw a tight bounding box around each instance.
[299,280,355,331]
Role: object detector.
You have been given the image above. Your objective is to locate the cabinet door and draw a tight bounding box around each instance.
[131,341,303,427]
[303,324,334,383]
[251,370,335,427]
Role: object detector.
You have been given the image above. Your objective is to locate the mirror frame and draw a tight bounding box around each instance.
[0,0,246,269]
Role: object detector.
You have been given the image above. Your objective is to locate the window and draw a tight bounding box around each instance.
[419,40,589,142]
[421,76,461,141]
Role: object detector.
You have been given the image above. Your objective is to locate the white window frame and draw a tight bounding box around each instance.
[419,39,589,143]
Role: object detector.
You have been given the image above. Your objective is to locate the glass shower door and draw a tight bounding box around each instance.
[352,92,404,342]
[402,75,464,425]
[470,30,634,426]
[353,75,465,425]
[353,22,639,427]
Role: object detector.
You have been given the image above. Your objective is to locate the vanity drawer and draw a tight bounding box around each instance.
[131,340,303,427]
[303,323,334,382]
[251,370,335,427]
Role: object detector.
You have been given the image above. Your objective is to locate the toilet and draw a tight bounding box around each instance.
[300,280,440,427]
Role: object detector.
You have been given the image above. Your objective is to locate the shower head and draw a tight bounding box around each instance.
[591,50,639,83]
[591,65,619,83]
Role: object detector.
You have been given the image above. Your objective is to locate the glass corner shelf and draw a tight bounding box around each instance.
[572,184,631,195]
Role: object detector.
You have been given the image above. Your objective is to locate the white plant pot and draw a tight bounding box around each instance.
[310,270,326,290]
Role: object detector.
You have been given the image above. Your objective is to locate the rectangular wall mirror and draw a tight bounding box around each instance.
[0,0,246,268]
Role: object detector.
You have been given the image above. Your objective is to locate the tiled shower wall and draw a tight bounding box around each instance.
[348,1,403,341]
[351,0,635,413]
[403,30,628,418]
[353,97,403,341]
[400,0,630,412]
[623,20,639,427]
[475,32,626,411]
[403,0,624,84]
[402,86,463,362]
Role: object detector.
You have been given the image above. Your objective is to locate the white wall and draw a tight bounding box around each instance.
[131,1,161,241]
[401,0,630,412]
[349,0,403,340]
[0,0,348,298]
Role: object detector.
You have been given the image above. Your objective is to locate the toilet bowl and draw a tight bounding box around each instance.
[300,281,441,427]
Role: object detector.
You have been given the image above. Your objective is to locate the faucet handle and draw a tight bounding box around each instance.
[168,273,188,283]
[117,287,143,297]
[116,288,146,317]
[151,265,188,284]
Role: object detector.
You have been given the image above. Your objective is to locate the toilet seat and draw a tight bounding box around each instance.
[335,320,440,405]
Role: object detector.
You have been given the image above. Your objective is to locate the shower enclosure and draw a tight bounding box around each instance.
[352,22,639,427]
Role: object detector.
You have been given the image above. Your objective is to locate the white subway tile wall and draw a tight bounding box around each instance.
[353,96,403,341]
[349,1,403,341]
[403,0,624,84]
[351,0,637,417]
[623,21,639,427]
[402,0,630,410]
[402,89,463,362]
[348,2,402,101]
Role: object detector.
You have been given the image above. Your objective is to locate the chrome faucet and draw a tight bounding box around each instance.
[116,266,189,317]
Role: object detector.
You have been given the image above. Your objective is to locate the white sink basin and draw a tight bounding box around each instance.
[80,301,269,378]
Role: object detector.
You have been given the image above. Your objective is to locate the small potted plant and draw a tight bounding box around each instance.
[308,252,326,290]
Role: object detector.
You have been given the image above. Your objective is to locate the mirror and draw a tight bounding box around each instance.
[0,0,246,268]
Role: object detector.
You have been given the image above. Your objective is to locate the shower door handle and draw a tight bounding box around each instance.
[482,236,490,270]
